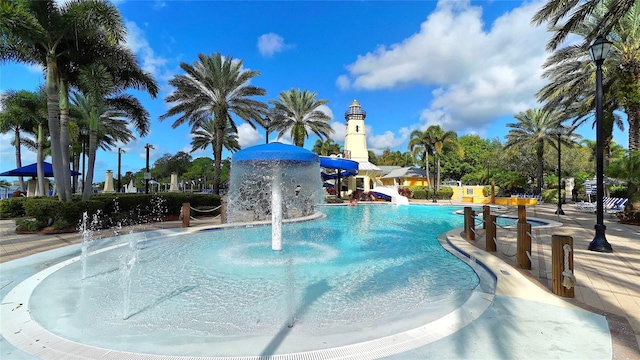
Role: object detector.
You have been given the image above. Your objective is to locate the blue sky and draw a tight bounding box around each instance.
[0,0,630,183]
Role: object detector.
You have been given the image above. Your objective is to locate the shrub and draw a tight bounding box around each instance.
[325,196,344,204]
[409,186,428,199]
[0,197,27,218]
[436,186,454,200]
[15,218,45,232]
[482,185,500,197]
[398,187,412,198]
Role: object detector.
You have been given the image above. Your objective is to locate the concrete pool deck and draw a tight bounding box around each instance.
[1,202,639,359]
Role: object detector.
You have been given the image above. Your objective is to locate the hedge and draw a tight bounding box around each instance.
[3,193,221,231]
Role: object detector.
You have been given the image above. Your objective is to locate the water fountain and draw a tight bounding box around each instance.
[226,142,324,250]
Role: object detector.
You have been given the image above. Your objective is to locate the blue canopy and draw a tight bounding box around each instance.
[0,162,81,177]
[232,142,319,162]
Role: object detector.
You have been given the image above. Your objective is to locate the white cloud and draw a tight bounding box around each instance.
[237,123,264,148]
[330,121,346,142]
[367,126,410,154]
[337,0,549,133]
[125,21,168,77]
[257,33,293,57]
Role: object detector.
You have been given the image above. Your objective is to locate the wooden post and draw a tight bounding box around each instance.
[464,207,471,236]
[486,215,496,252]
[483,205,490,229]
[467,210,476,241]
[220,201,226,224]
[182,202,190,228]
[517,222,532,269]
[518,205,526,223]
[552,235,575,298]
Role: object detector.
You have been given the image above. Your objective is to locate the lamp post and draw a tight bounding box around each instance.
[555,124,565,215]
[145,143,154,194]
[117,148,125,193]
[588,35,613,253]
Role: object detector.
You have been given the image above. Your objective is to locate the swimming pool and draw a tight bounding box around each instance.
[8,204,486,357]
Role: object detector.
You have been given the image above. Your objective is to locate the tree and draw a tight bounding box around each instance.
[269,88,333,147]
[505,108,565,193]
[0,89,42,191]
[74,60,155,200]
[0,0,128,201]
[537,0,639,152]
[531,0,637,51]
[426,125,463,191]
[408,129,433,188]
[160,53,267,194]
[190,118,241,158]
[311,138,341,156]
[605,150,640,206]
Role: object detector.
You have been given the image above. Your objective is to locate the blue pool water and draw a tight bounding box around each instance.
[29,204,480,355]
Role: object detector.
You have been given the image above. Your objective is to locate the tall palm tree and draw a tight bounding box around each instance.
[408,129,433,188]
[74,62,153,200]
[505,108,566,193]
[0,90,41,192]
[190,118,241,157]
[160,53,267,194]
[311,138,341,156]
[269,88,333,147]
[425,125,463,191]
[537,0,639,153]
[0,0,127,201]
[531,0,637,51]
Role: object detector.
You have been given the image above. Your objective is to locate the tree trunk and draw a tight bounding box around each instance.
[425,152,431,189]
[45,52,64,201]
[536,140,544,194]
[58,80,72,201]
[82,109,99,201]
[37,124,45,196]
[14,128,24,192]
[213,113,224,195]
[628,103,640,152]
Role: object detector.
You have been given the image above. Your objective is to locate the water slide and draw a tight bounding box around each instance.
[370,186,409,205]
[319,156,359,181]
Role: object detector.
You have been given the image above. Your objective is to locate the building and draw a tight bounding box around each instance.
[342,100,381,193]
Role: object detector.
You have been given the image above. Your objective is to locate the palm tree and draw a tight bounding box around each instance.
[160,53,267,194]
[531,0,637,51]
[0,90,41,192]
[269,88,333,147]
[190,118,241,158]
[425,125,463,192]
[605,150,640,207]
[73,61,153,200]
[537,0,639,153]
[311,138,341,156]
[505,108,566,193]
[408,129,433,189]
[0,0,128,201]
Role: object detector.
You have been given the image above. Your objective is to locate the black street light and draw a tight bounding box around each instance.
[145,143,154,194]
[588,35,613,253]
[555,124,565,215]
[117,148,125,193]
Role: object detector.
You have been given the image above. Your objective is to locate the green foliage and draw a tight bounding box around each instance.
[0,197,27,218]
[15,218,45,232]
[408,186,428,199]
[482,185,500,197]
[324,197,344,204]
[436,186,453,199]
[541,189,565,204]
[491,171,528,193]
[461,172,485,185]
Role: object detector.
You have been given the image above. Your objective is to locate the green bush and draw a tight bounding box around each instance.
[0,197,27,218]
[325,196,344,204]
[409,186,428,199]
[483,185,500,197]
[541,189,565,203]
[15,218,44,232]
[436,186,454,200]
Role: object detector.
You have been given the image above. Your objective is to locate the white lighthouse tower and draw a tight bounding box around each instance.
[342,100,380,193]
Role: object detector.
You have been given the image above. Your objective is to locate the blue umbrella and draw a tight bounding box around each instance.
[0,162,81,177]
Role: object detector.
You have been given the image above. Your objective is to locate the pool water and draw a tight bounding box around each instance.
[29,204,479,356]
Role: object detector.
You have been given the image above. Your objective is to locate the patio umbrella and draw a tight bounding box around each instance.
[0,162,81,177]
